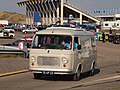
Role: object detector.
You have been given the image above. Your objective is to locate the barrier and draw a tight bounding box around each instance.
[94,34,99,41]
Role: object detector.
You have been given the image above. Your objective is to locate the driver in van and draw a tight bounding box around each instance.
[65,40,72,49]
[61,37,79,49]
[61,37,72,49]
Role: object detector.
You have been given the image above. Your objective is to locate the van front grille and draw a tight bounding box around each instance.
[37,56,60,66]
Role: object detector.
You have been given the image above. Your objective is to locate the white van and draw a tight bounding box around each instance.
[29,27,97,81]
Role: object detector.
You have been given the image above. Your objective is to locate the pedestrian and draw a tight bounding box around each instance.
[18,40,24,50]
[102,32,105,43]
[18,40,29,59]
[109,28,112,34]
[24,41,30,58]
[24,50,29,59]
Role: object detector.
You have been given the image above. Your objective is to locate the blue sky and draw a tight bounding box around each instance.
[0,0,25,14]
[70,0,120,10]
[0,0,120,14]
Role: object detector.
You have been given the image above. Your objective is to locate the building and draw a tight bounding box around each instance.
[96,14,120,21]
[95,14,120,30]
[17,0,100,25]
[88,8,120,30]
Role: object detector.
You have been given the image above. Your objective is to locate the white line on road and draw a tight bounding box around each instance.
[84,75,120,85]
[65,75,120,89]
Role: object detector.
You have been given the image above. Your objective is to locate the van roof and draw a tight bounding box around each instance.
[36,27,93,36]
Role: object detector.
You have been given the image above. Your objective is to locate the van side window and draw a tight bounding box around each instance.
[74,37,79,49]
[80,36,90,50]
[62,36,72,49]
[80,36,86,48]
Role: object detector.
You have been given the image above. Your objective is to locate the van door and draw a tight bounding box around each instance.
[73,37,82,72]
[91,36,97,65]
[80,36,92,73]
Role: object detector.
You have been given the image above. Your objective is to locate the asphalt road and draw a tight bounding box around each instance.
[0,41,120,90]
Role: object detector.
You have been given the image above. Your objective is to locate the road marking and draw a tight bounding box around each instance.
[0,70,29,77]
[84,75,120,85]
[64,75,120,89]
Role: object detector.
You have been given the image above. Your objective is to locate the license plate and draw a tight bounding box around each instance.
[42,71,54,75]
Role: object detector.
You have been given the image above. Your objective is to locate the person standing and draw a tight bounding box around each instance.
[109,28,112,34]
[18,40,24,50]
[102,32,105,43]
[18,40,28,59]
[24,41,30,58]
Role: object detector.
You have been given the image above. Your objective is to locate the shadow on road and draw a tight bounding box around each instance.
[33,69,100,81]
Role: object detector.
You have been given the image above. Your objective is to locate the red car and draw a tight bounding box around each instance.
[20,35,33,45]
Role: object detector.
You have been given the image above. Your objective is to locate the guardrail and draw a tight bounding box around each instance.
[0,50,24,54]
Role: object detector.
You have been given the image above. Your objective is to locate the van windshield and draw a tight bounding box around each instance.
[32,35,72,50]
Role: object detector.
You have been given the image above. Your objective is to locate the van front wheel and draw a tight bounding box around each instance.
[89,63,95,76]
[73,67,81,81]
[33,73,42,79]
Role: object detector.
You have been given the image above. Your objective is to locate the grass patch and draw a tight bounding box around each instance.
[101,30,120,33]
[0,53,24,58]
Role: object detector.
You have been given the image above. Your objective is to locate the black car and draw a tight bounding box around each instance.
[113,34,120,44]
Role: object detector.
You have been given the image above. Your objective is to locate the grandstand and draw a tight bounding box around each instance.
[17,0,100,25]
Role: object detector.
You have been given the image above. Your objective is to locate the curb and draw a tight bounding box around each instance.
[0,70,29,77]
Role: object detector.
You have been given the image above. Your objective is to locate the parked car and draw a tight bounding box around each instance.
[22,27,38,34]
[20,35,33,45]
[108,34,113,42]
[0,39,24,54]
[0,36,33,54]
[113,33,120,44]
[2,37,32,47]
[0,29,15,39]
[4,26,15,32]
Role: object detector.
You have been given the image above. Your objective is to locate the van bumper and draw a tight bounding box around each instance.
[29,68,73,74]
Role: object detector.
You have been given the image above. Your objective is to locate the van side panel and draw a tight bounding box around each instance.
[79,36,96,73]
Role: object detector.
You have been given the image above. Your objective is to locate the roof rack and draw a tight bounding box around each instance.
[46,25,86,31]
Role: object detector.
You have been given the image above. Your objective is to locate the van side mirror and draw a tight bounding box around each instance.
[77,45,81,50]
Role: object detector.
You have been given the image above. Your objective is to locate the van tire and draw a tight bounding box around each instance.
[89,62,95,76]
[33,73,42,79]
[73,66,81,81]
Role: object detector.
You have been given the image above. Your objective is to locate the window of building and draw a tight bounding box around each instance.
[105,23,108,26]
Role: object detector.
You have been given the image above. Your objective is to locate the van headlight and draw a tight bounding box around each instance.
[62,57,68,64]
[30,56,36,62]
